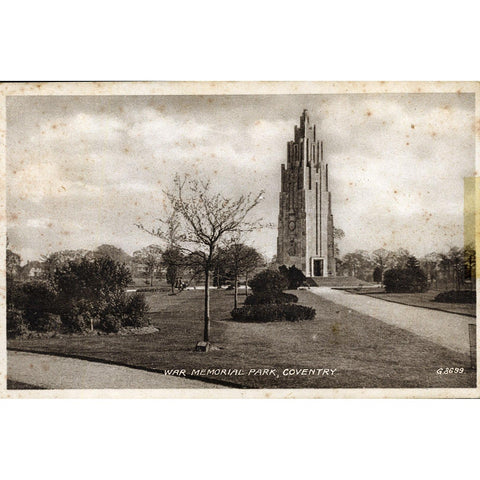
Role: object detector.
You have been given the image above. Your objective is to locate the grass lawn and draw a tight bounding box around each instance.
[345,288,476,317]
[8,289,476,389]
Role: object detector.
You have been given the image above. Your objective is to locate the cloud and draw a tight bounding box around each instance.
[6,93,474,262]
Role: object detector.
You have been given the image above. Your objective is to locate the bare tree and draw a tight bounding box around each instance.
[138,174,263,346]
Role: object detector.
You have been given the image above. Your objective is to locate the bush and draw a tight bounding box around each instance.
[434,290,476,304]
[99,314,123,333]
[279,265,307,289]
[7,309,28,338]
[383,262,428,293]
[98,292,150,328]
[248,269,287,297]
[53,257,132,307]
[122,293,150,327]
[34,313,62,332]
[21,281,57,326]
[7,278,27,309]
[231,304,315,323]
[245,292,298,305]
[61,312,92,333]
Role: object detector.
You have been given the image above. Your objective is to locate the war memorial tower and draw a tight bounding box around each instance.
[276,110,335,277]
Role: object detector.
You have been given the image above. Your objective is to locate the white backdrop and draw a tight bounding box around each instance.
[1,1,479,479]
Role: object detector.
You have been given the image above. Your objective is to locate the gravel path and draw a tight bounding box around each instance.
[310,287,475,355]
[7,351,222,389]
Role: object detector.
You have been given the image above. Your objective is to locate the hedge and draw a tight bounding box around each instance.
[245,292,298,305]
[231,304,315,323]
[433,290,476,304]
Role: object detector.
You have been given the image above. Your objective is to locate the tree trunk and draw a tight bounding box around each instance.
[204,268,210,342]
[234,273,238,310]
[150,273,153,286]
[245,272,248,297]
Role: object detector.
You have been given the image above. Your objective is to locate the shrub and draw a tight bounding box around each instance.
[383,262,428,293]
[53,257,132,307]
[7,309,28,338]
[57,298,98,332]
[6,278,26,309]
[61,312,92,333]
[122,293,150,327]
[248,269,287,297]
[34,313,62,332]
[434,290,476,304]
[279,265,307,289]
[99,292,150,328]
[21,281,57,324]
[231,304,315,323]
[245,292,298,305]
[99,314,122,333]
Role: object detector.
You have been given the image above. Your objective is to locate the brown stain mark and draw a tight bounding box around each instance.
[475,119,480,135]
[366,110,372,117]
[410,124,415,129]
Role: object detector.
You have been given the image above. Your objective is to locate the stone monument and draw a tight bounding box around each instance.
[276,109,335,277]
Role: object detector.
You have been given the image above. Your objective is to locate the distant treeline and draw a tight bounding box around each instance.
[336,245,476,290]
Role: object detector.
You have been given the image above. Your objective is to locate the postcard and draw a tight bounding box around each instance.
[1,81,478,398]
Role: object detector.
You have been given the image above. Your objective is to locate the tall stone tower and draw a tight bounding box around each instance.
[276,110,335,277]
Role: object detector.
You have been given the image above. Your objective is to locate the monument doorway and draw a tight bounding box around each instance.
[313,258,324,277]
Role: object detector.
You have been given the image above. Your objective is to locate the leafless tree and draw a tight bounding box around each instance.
[138,174,263,345]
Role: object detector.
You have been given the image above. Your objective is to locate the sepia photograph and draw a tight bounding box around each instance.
[1,81,478,397]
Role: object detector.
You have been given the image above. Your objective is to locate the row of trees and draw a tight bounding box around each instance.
[8,239,265,301]
[337,246,476,290]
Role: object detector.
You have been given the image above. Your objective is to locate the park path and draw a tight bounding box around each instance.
[7,351,222,389]
[309,287,475,355]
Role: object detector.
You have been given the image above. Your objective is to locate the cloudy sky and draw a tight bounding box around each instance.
[6,93,475,263]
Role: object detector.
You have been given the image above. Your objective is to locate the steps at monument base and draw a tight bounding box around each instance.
[306,276,372,287]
